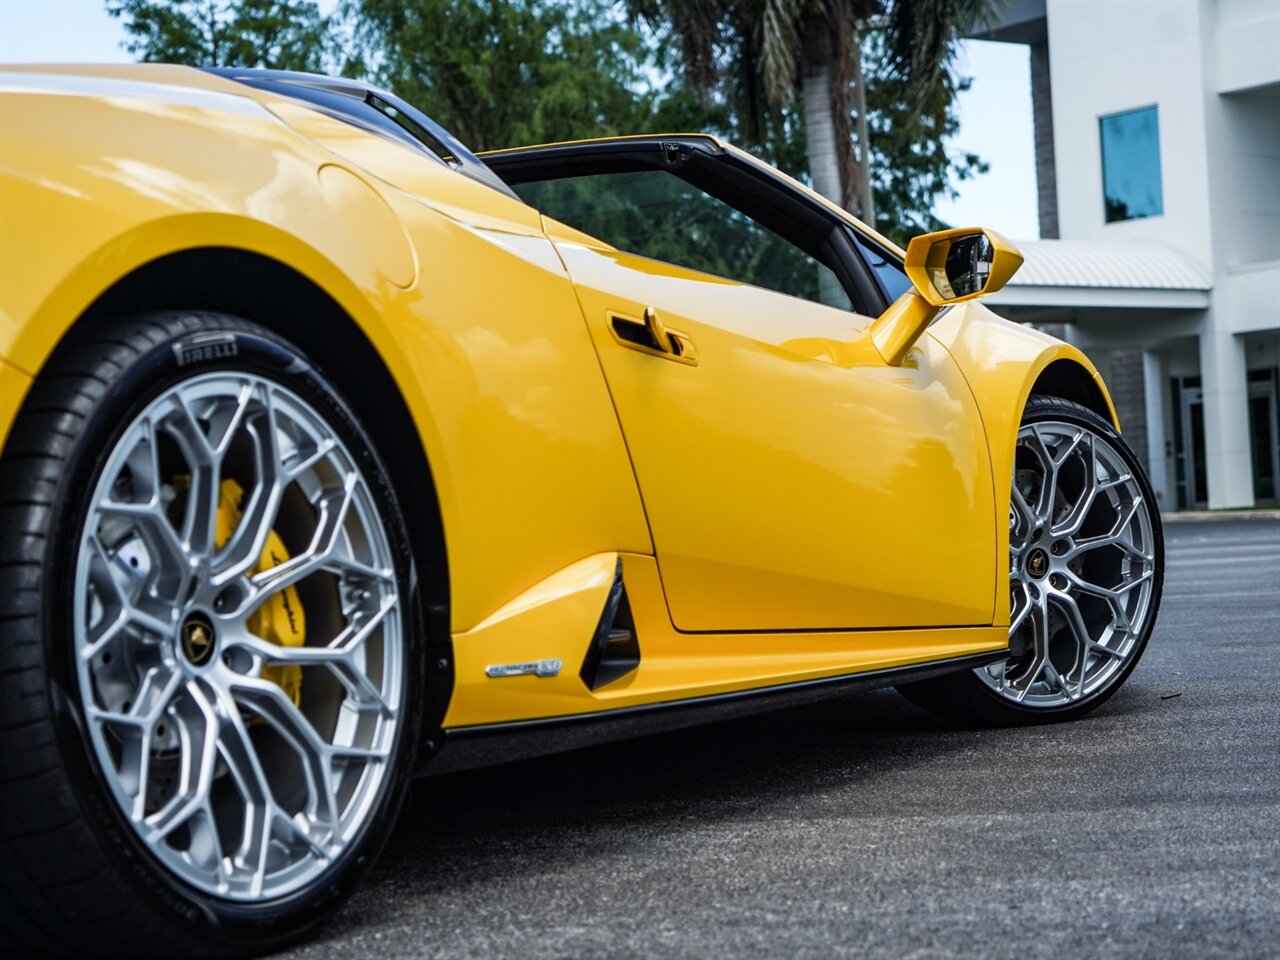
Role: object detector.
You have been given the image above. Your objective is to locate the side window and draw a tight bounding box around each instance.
[852,229,912,303]
[513,169,852,310]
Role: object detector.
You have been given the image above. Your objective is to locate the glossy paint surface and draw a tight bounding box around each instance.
[0,64,651,635]
[0,63,1116,727]
[929,302,1119,625]
[447,552,1007,727]
[546,229,997,632]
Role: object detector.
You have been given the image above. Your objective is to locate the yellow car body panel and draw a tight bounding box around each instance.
[0,63,1117,733]
[541,224,997,633]
[928,303,1119,627]
[0,64,651,637]
[445,551,1007,728]
[0,360,31,454]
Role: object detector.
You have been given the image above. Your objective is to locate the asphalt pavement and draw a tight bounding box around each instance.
[280,516,1280,960]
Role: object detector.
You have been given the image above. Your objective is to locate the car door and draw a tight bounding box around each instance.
[485,138,996,633]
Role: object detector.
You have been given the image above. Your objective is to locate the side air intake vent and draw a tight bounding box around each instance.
[580,560,640,690]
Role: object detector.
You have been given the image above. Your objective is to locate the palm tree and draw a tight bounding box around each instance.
[631,0,1000,223]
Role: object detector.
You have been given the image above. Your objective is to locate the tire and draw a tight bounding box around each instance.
[0,313,423,958]
[898,394,1164,726]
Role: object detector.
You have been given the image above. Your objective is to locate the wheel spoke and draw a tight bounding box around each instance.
[212,386,285,585]
[1008,581,1034,636]
[143,681,219,843]
[159,393,225,558]
[245,476,359,604]
[230,595,399,716]
[209,686,288,897]
[229,676,344,830]
[1052,432,1097,537]
[1006,591,1051,701]
[1049,592,1093,699]
[81,535,176,659]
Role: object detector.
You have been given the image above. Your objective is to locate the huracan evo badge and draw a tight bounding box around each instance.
[485,659,562,679]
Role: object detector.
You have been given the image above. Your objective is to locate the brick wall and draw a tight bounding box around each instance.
[1102,350,1149,474]
[1030,41,1059,240]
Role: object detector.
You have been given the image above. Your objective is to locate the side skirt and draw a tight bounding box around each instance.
[422,649,1004,775]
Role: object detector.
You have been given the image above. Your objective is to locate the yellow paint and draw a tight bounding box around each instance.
[1,64,1126,729]
[545,239,997,632]
[929,303,1119,626]
[316,164,416,288]
[0,63,651,636]
[0,360,32,454]
[447,552,1007,727]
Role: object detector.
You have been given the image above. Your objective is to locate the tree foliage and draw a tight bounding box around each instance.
[344,0,673,152]
[629,0,997,242]
[105,0,993,243]
[106,0,330,71]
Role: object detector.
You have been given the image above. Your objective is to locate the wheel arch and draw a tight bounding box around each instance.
[75,247,454,736]
[1029,358,1119,431]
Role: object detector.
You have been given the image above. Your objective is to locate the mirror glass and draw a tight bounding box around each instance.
[928,233,993,301]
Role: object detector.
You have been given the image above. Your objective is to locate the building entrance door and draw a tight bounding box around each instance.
[1174,379,1207,509]
[1248,368,1279,505]
[1174,369,1279,509]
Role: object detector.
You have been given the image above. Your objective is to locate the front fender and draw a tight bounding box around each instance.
[929,302,1120,626]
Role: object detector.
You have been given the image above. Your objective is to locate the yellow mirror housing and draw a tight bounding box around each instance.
[870,227,1023,366]
[903,226,1024,306]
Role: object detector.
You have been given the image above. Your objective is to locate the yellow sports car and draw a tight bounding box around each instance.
[0,65,1163,957]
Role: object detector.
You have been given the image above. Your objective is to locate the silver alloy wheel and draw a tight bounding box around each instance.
[73,372,402,901]
[977,419,1156,707]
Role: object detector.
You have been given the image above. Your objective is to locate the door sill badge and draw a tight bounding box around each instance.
[486,658,562,679]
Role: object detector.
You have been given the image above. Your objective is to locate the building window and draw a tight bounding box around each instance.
[1099,106,1164,223]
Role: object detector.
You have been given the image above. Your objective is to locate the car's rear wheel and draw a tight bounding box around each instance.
[0,313,421,958]
[898,395,1163,725]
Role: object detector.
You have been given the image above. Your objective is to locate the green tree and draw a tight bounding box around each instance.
[345,0,678,153]
[106,0,992,244]
[106,0,330,71]
[630,0,998,232]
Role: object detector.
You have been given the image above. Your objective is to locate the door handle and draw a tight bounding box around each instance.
[608,307,698,366]
[642,306,673,354]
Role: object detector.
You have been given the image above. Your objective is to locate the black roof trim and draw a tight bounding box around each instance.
[205,68,520,202]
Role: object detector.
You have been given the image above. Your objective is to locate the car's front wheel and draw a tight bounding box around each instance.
[899,394,1163,725]
[0,313,421,958]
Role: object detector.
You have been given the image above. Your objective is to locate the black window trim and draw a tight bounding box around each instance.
[483,137,889,317]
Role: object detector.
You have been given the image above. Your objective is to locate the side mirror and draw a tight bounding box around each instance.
[870,227,1023,365]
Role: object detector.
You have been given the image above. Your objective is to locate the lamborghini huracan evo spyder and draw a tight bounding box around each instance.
[0,65,1163,957]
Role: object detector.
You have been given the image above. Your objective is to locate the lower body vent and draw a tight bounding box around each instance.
[580,559,640,690]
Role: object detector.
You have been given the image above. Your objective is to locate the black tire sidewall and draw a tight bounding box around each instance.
[41,314,424,952]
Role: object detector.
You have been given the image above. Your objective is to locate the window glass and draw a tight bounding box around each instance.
[852,229,912,302]
[513,169,852,310]
[1099,106,1163,223]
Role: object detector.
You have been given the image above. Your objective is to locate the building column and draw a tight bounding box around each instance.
[1029,40,1059,240]
[1198,325,1254,508]
[1142,350,1171,508]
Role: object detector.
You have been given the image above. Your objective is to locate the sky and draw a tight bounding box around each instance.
[0,0,1040,239]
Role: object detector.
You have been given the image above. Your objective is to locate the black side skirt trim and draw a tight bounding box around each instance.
[421,649,1005,775]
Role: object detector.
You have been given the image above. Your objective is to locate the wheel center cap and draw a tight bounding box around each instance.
[1026,547,1050,580]
[180,613,217,666]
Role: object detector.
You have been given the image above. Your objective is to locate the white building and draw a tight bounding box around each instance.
[973,0,1280,509]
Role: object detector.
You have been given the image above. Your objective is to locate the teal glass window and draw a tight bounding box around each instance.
[1100,106,1164,223]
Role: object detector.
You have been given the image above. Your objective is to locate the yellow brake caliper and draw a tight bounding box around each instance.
[214,478,306,705]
